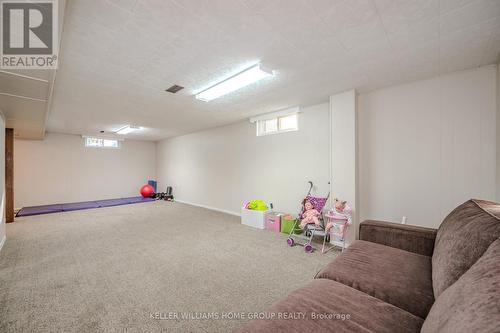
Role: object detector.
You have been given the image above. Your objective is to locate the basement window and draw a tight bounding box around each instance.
[257,114,298,136]
[84,137,120,148]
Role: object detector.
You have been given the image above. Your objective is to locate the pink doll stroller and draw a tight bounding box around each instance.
[286,181,330,253]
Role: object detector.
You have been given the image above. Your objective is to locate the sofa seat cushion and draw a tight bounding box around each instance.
[238,279,424,333]
[422,238,500,333]
[315,240,434,318]
[432,199,500,297]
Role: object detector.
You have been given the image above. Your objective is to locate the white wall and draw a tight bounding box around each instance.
[358,66,497,228]
[156,103,330,215]
[14,132,156,208]
[0,112,5,251]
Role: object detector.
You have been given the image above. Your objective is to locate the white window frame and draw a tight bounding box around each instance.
[84,136,121,149]
[256,113,298,137]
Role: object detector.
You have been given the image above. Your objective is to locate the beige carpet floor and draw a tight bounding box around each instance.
[0,201,338,332]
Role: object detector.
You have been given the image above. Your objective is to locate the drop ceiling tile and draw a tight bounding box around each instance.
[346,37,394,63]
[374,0,439,33]
[315,0,380,32]
[109,22,163,55]
[131,0,216,46]
[241,0,324,48]
[388,16,440,51]
[105,0,138,12]
[440,0,500,33]
[303,0,344,16]
[61,16,118,60]
[396,39,440,67]
[240,0,283,13]
[440,21,493,52]
[337,17,388,51]
[68,0,134,33]
[439,0,475,14]
[175,0,261,25]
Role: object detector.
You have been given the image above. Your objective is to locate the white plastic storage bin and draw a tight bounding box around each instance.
[241,207,270,229]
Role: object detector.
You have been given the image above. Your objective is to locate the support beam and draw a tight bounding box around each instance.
[330,90,358,244]
[6,128,13,223]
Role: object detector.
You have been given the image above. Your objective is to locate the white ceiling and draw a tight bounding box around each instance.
[17,0,500,140]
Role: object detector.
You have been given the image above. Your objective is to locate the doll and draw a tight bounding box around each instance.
[299,199,321,229]
[325,198,352,234]
[334,198,347,213]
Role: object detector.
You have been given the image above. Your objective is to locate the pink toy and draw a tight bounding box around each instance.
[325,198,352,235]
[265,212,281,232]
[140,184,155,198]
[299,199,321,229]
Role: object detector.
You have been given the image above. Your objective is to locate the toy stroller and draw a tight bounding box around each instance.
[286,181,330,253]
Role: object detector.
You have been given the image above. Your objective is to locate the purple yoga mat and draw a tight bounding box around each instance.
[123,196,155,204]
[16,196,156,217]
[95,198,131,208]
[62,201,100,212]
[16,204,64,217]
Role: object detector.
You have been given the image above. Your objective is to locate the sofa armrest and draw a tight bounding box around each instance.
[359,220,437,256]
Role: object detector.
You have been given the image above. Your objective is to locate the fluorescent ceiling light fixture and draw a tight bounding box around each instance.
[196,63,274,102]
[116,125,141,135]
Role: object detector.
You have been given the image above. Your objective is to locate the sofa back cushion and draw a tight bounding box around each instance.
[422,238,500,333]
[432,199,500,297]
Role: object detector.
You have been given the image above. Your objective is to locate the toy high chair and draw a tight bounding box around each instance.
[323,204,352,253]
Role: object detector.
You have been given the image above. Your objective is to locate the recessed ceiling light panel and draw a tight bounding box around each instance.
[195,63,274,102]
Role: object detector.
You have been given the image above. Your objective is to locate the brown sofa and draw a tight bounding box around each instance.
[238,199,500,332]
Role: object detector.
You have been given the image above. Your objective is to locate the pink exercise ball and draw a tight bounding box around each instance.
[140,184,155,198]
